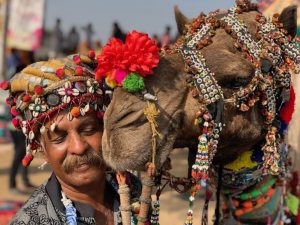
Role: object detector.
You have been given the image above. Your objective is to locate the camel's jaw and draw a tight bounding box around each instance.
[102,107,184,171]
[213,105,265,165]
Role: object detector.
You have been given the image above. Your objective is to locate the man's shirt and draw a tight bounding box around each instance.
[10,172,142,225]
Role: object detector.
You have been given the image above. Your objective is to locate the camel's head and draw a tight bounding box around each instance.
[102,2,298,171]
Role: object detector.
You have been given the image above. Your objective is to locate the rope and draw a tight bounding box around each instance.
[138,172,154,225]
[213,165,223,225]
[143,101,161,165]
[116,173,131,225]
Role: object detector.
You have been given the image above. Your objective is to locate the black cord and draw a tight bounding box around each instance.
[214,165,223,225]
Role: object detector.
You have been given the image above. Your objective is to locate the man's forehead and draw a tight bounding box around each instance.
[46,112,100,133]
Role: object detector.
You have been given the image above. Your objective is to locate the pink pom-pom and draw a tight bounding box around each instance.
[115,69,128,84]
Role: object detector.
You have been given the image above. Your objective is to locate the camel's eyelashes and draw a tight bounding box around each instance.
[231,77,251,89]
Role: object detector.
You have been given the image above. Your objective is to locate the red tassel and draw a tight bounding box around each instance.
[73,55,81,64]
[22,153,34,167]
[11,118,20,128]
[88,50,95,59]
[297,207,300,224]
[11,106,20,116]
[75,66,83,76]
[22,94,31,102]
[279,86,295,124]
[0,81,10,90]
[34,85,43,95]
[97,111,104,119]
[55,68,65,79]
[6,96,14,105]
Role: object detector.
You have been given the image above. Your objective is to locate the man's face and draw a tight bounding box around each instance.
[42,112,106,188]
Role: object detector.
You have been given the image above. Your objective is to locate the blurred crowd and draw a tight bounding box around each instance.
[34,19,177,61]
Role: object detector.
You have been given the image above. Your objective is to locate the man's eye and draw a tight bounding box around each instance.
[82,127,98,135]
[51,135,66,144]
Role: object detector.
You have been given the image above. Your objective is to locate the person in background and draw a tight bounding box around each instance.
[160,25,172,48]
[66,26,80,54]
[111,22,126,42]
[82,23,94,50]
[51,18,64,57]
[94,40,103,55]
[6,49,35,193]
[152,34,161,48]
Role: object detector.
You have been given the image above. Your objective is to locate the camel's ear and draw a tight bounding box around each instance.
[278,5,297,38]
[174,5,189,35]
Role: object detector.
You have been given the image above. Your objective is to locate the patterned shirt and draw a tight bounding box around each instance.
[10,172,142,225]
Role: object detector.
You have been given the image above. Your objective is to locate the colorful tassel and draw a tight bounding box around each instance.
[0,81,10,90]
[22,94,31,102]
[11,106,20,116]
[55,68,65,79]
[11,118,20,129]
[88,50,95,59]
[34,85,43,95]
[70,106,80,118]
[75,66,83,76]
[22,153,34,167]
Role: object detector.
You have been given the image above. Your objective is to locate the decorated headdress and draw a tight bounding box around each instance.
[95,30,160,93]
[1,52,109,166]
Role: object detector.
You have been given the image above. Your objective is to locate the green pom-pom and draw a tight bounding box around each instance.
[122,73,145,93]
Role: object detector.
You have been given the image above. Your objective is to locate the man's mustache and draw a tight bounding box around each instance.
[62,149,103,174]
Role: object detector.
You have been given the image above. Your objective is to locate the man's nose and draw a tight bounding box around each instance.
[68,131,88,155]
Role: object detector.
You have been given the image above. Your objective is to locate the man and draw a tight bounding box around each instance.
[3,53,143,225]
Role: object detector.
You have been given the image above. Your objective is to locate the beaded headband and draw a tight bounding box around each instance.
[1,52,109,166]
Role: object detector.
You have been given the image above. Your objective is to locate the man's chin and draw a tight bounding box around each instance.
[64,165,105,186]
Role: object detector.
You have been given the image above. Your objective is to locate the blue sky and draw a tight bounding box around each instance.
[45,0,237,43]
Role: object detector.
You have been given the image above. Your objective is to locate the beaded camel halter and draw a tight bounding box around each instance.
[164,0,299,224]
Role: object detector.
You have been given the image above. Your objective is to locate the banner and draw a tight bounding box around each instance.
[0,0,7,81]
[7,0,45,51]
[258,0,300,26]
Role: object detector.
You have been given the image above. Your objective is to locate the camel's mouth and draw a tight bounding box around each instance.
[213,137,265,165]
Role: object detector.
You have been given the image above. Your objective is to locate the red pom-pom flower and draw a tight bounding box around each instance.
[95,30,159,83]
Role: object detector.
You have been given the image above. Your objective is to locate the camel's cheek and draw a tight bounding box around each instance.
[102,123,152,171]
[213,104,265,164]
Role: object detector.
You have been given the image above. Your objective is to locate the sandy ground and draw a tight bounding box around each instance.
[0,144,215,225]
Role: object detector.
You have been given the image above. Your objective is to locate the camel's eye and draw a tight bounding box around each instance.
[231,77,251,89]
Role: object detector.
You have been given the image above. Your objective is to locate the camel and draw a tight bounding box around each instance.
[102,5,297,171]
[100,1,298,224]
